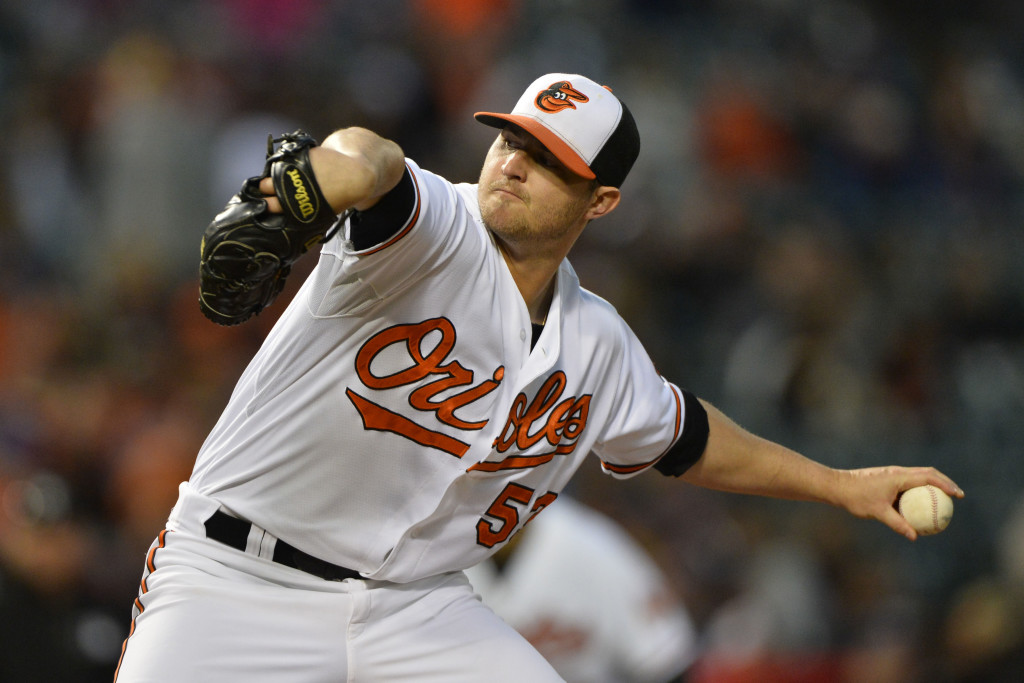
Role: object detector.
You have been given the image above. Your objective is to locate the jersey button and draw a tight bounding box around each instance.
[520,328,527,341]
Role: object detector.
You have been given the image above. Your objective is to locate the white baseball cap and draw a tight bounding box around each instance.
[475,73,640,187]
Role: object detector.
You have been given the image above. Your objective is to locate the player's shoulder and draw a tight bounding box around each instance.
[577,287,622,323]
[568,272,636,347]
[403,159,484,230]
[453,182,481,222]
[405,159,478,207]
[563,263,622,318]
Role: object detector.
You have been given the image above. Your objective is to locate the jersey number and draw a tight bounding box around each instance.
[476,483,558,548]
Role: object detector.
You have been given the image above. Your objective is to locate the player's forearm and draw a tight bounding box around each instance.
[313,127,406,212]
[680,400,843,506]
[679,401,964,539]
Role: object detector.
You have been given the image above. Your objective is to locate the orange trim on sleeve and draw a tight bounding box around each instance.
[600,380,683,475]
[600,456,663,475]
[668,381,683,444]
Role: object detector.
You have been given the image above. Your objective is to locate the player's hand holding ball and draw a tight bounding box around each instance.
[898,485,954,536]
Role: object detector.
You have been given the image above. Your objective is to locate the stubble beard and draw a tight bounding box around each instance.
[479,183,588,248]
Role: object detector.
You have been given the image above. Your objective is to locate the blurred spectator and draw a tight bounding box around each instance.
[84,30,226,294]
[466,496,698,683]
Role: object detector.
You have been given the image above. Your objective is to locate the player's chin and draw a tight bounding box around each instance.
[482,194,524,219]
[481,206,528,238]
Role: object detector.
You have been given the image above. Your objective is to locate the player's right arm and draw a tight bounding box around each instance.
[259,127,405,214]
[681,399,965,540]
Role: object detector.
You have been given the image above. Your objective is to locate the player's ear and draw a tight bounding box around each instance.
[585,185,621,221]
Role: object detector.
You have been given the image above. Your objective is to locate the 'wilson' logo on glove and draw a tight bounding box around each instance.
[284,167,318,222]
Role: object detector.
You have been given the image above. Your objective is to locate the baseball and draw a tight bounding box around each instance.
[898,485,953,535]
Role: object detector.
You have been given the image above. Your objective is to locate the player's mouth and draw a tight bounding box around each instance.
[489,183,526,203]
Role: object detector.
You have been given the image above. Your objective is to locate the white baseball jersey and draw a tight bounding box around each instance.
[465,497,698,683]
[188,158,687,583]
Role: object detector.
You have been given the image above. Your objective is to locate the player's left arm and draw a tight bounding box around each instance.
[680,399,965,540]
[199,128,408,326]
[259,126,406,214]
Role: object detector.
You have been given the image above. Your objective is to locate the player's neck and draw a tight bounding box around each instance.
[496,241,558,325]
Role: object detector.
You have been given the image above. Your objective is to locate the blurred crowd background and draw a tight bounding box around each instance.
[1,0,1023,681]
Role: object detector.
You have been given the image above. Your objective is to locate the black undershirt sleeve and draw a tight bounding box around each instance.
[346,167,416,251]
[654,390,710,477]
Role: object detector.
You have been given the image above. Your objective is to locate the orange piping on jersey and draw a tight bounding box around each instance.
[600,456,662,475]
[346,388,471,457]
[361,162,421,255]
[669,381,683,443]
[113,529,170,681]
[601,381,683,475]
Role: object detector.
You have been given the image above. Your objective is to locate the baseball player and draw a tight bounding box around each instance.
[464,495,698,682]
[113,73,964,682]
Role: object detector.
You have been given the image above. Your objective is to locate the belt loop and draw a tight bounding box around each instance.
[256,529,278,559]
[203,509,361,582]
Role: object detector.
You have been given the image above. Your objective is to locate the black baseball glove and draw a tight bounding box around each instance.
[199,130,346,325]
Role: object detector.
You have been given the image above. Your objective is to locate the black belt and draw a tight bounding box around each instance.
[204,509,361,582]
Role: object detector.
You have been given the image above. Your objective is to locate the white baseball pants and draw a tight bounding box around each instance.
[113,487,562,682]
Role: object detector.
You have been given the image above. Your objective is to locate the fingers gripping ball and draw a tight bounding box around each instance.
[898,485,954,536]
[199,131,345,326]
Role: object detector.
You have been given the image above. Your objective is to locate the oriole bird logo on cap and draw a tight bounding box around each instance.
[534,81,589,113]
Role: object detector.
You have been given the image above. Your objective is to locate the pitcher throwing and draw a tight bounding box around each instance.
[114,73,963,682]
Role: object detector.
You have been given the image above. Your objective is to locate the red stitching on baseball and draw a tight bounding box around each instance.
[928,486,938,532]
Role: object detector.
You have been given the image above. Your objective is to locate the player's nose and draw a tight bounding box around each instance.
[501,149,528,181]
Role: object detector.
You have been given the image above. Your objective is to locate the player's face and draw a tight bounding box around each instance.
[477,126,598,247]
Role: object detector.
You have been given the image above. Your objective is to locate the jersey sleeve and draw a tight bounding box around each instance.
[307,160,483,317]
[590,319,690,478]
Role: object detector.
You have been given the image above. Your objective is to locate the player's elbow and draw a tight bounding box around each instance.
[374,139,407,196]
[323,127,405,204]
[323,127,404,169]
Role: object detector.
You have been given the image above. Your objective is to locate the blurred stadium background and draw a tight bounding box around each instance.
[1,0,1023,680]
